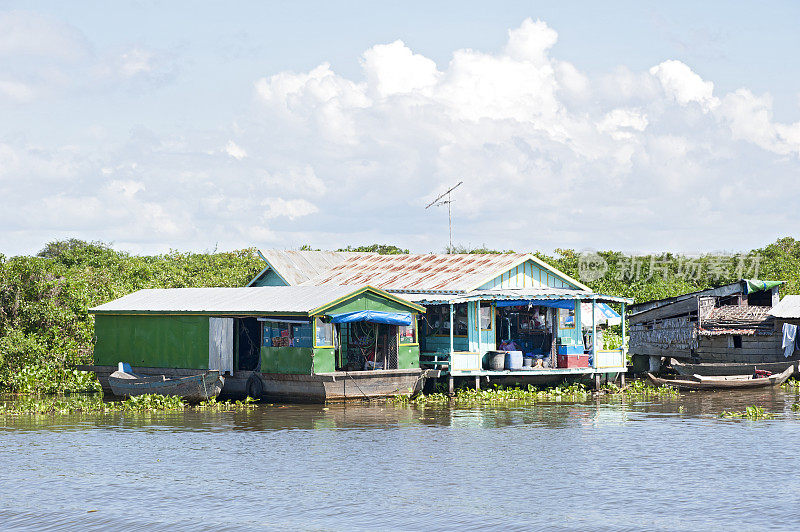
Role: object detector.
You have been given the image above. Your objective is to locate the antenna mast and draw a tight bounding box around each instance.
[425,181,463,253]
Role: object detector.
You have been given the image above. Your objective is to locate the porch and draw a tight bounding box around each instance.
[417,288,633,389]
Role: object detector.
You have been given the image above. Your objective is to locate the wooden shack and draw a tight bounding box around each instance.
[628,279,789,369]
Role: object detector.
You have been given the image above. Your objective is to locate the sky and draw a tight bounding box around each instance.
[1,1,799,257]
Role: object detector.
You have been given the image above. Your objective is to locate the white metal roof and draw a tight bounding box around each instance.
[768,295,800,319]
[90,286,375,315]
[250,250,371,286]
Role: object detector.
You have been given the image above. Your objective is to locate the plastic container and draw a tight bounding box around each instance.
[558,345,584,355]
[523,357,533,367]
[486,351,505,371]
[557,354,590,368]
[505,350,523,370]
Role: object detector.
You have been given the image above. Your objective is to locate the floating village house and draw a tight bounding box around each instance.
[627,279,793,372]
[89,285,426,400]
[87,250,632,401]
[247,251,632,392]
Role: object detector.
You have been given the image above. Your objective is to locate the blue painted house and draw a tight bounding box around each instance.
[248,251,632,387]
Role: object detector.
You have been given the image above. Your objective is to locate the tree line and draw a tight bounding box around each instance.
[1,237,798,391]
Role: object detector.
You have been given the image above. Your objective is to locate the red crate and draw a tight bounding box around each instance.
[557,354,590,368]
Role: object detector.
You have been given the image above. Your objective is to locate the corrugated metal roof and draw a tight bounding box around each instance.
[90,286,372,315]
[301,253,557,292]
[769,295,800,319]
[255,250,371,285]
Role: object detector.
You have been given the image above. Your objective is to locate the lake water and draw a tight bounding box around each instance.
[2,388,800,531]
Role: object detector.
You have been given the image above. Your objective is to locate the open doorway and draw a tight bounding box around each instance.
[236,317,261,371]
[340,321,399,371]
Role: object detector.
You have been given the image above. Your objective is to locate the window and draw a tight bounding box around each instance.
[262,321,312,348]
[733,335,742,348]
[559,307,576,330]
[399,316,417,344]
[479,303,493,330]
[425,304,468,337]
[315,317,334,347]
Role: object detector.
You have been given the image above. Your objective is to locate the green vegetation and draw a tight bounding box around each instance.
[392,379,677,406]
[601,379,679,399]
[0,239,263,392]
[720,405,776,419]
[336,244,409,254]
[3,236,800,394]
[0,393,258,415]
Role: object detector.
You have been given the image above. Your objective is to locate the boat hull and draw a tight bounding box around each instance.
[108,370,223,402]
[671,359,798,377]
[646,365,795,391]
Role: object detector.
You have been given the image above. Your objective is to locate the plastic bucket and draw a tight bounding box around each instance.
[487,351,505,371]
[523,357,533,367]
[505,351,523,370]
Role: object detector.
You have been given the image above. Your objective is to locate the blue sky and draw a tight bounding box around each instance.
[1,1,799,256]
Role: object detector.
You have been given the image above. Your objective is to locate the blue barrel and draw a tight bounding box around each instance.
[505,351,523,370]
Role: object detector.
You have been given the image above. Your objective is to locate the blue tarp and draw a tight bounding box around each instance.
[328,310,412,326]
[494,299,575,310]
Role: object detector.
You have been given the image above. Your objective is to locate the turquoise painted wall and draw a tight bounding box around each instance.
[467,301,496,354]
[557,301,584,347]
[478,259,579,290]
[251,269,289,286]
[423,334,468,353]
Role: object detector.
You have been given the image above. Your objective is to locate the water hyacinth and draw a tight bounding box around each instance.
[392,379,678,406]
[0,393,258,415]
[720,406,775,419]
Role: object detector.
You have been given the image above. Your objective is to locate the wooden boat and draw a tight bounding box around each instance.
[109,369,224,401]
[670,358,797,377]
[646,365,795,391]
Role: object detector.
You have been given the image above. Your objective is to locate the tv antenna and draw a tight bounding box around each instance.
[425,181,463,253]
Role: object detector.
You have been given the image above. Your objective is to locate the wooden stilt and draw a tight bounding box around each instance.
[475,375,480,390]
[594,373,601,390]
[619,372,626,388]
[448,375,454,395]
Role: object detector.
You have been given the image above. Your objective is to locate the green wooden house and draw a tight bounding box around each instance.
[89,285,426,400]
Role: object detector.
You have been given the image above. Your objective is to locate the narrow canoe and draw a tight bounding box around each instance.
[670,359,797,377]
[109,370,223,402]
[646,365,795,391]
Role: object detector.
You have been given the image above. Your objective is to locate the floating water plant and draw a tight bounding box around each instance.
[720,406,775,419]
[0,393,258,416]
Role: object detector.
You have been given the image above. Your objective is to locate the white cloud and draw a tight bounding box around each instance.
[361,40,440,98]
[0,12,175,102]
[649,59,719,111]
[261,198,318,220]
[3,17,800,256]
[225,141,247,160]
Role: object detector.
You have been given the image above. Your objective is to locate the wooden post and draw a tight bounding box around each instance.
[592,299,597,369]
[449,303,454,355]
[619,372,626,388]
[595,373,601,390]
[621,302,627,362]
[448,375,454,395]
[476,302,481,356]
[475,375,480,390]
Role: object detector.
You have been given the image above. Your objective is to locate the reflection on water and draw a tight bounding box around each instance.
[2,388,800,531]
